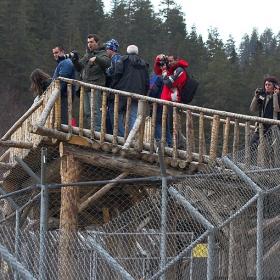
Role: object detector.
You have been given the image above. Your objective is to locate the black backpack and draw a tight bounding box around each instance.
[179,69,199,104]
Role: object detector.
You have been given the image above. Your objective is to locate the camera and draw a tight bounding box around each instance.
[156,57,168,67]
[256,88,266,100]
[58,51,78,61]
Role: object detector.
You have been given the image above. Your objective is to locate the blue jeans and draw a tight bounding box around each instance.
[61,96,68,125]
[155,121,173,147]
[150,105,173,147]
[108,97,138,137]
[84,90,102,131]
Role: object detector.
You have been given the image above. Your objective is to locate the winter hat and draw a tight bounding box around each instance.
[106,39,119,52]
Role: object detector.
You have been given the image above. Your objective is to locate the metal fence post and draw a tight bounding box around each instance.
[156,141,167,280]
[39,147,49,280]
[14,209,20,280]
[256,192,264,280]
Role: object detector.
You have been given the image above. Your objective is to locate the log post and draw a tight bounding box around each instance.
[124,97,132,140]
[161,104,168,153]
[232,119,240,162]
[67,84,73,134]
[244,121,251,168]
[209,115,220,165]
[228,211,249,279]
[135,100,146,152]
[186,110,193,162]
[149,103,157,154]
[90,89,95,137]
[57,143,81,280]
[198,112,206,164]
[222,117,231,156]
[100,91,107,143]
[79,86,85,137]
[113,94,120,145]
[55,79,61,130]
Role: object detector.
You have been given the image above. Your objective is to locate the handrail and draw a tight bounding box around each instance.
[0,77,279,169]
[58,77,280,127]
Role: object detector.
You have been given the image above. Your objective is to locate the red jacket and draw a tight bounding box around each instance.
[154,57,188,102]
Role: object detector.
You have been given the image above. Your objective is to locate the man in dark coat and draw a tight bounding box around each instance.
[110,45,149,137]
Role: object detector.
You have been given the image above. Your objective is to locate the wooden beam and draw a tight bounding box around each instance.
[37,87,60,127]
[1,99,43,141]
[60,143,185,176]
[78,172,129,213]
[0,140,33,149]
[57,148,81,280]
[28,124,71,141]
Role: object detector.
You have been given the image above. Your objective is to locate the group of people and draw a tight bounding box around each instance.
[30,33,190,144]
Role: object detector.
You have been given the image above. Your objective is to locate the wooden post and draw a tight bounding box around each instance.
[149,103,157,154]
[198,112,206,164]
[209,115,220,165]
[55,79,61,130]
[222,117,231,156]
[57,143,81,280]
[135,100,146,152]
[67,84,73,134]
[186,110,193,162]
[100,91,107,143]
[79,86,85,137]
[228,211,248,279]
[233,119,240,162]
[113,94,120,145]
[162,104,168,152]
[90,89,95,136]
[244,121,251,168]
[124,97,132,140]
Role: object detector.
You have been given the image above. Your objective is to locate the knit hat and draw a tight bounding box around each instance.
[106,39,119,52]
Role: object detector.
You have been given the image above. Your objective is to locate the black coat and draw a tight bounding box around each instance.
[111,53,149,96]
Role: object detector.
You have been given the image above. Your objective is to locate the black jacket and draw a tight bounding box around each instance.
[111,53,149,95]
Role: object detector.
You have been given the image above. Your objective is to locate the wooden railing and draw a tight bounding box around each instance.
[1,77,280,168]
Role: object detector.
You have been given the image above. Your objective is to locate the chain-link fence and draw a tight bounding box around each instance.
[1,127,280,279]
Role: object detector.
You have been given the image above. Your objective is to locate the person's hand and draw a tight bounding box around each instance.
[70,50,78,60]
[89,57,96,63]
[274,85,280,95]
[157,54,166,60]
[254,88,260,98]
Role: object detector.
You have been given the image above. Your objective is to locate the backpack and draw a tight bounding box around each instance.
[179,69,199,104]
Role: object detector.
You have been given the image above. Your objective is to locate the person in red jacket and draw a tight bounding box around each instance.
[154,53,189,149]
[154,53,188,102]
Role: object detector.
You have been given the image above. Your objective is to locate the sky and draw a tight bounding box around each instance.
[103,0,280,47]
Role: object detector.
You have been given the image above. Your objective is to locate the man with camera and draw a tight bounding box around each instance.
[69,34,110,131]
[250,75,280,147]
[52,44,76,125]
[154,53,189,148]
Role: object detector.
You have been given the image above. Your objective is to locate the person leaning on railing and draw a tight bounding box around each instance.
[250,75,280,147]
[30,69,52,103]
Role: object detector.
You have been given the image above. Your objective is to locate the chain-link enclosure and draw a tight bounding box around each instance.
[1,127,280,279]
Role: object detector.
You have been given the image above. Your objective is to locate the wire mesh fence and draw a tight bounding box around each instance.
[1,127,280,279]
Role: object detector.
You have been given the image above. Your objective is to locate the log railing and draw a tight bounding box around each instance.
[1,77,280,168]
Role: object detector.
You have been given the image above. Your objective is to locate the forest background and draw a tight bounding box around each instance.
[1,0,280,141]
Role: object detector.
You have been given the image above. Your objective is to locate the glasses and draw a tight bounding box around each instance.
[265,83,273,86]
